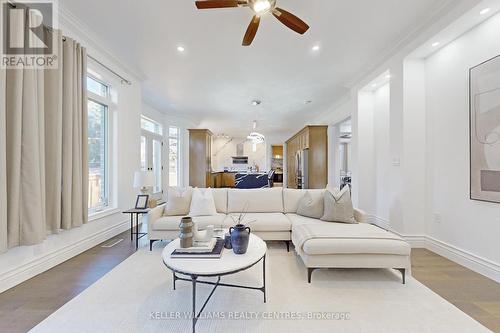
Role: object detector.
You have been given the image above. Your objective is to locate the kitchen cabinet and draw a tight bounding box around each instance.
[285,126,328,189]
[209,172,236,188]
[222,172,236,188]
[272,145,283,158]
[189,129,213,188]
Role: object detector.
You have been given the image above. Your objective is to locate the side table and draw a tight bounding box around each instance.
[122,208,150,250]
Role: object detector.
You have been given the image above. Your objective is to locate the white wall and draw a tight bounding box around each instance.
[315,98,353,188]
[355,85,391,222]
[403,59,427,236]
[324,7,500,281]
[373,84,391,221]
[356,92,376,214]
[425,12,500,267]
[328,125,339,188]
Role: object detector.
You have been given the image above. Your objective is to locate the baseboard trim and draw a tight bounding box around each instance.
[401,235,427,248]
[372,218,500,283]
[367,215,391,230]
[425,236,500,283]
[0,219,129,293]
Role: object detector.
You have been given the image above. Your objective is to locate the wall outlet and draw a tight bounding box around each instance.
[433,213,442,224]
[392,157,401,166]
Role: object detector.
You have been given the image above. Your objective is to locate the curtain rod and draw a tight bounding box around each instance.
[59,35,131,85]
[87,54,132,85]
[7,1,132,85]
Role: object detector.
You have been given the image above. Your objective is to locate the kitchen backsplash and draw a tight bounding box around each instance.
[212,137,267,172]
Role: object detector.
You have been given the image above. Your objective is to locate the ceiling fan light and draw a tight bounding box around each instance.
[253,0,271,13]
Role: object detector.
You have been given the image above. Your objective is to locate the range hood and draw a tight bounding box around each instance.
[232,143,248,164]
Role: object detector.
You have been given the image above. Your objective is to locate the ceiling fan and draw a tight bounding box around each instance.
[195,0,310,46]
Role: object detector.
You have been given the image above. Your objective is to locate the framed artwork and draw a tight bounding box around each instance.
[135,195,149,209]
[470,55,500,203]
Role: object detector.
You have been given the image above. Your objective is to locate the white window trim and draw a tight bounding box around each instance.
[141,115,164,195]
[87,74,117,217]
[168,126,181,188]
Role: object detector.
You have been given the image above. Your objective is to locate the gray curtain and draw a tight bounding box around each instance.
[1,12,88,252]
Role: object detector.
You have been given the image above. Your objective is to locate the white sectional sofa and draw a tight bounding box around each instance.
[147,188,411,283]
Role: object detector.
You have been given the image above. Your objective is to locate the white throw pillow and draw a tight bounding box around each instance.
[164,187,193,216]
[189,188,218,217]
[296,191,324,219]
[321,186,356,224]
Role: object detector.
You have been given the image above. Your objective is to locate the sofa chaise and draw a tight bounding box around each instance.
[147,188,411,283]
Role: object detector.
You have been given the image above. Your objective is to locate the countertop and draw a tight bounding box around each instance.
[211,171,267,175]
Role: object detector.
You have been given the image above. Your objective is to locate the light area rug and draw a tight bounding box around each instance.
[30,243,491,333]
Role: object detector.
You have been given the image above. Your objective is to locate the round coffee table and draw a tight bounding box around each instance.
[162,233,267,333]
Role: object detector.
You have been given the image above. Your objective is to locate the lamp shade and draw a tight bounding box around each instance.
[133,171,155,188]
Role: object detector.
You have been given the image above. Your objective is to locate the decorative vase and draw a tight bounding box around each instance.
[179,217,194,248]
[229,224,251,254]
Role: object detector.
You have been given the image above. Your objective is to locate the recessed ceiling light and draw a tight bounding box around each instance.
[251,100,261,106]
[305,100,312,104]
[312,45,320,52]
[480,8,491,15]
[431,42,440,47]
[177,46,185,52]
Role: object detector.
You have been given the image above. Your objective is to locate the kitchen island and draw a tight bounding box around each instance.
[210,171,270,189]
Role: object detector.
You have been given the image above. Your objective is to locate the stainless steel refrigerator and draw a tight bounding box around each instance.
[295,149,309,189]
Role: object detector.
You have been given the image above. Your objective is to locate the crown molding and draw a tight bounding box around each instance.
[342,0,480,89]
[312,93,352,124]
[142,99,200,126]
[57,4,147,82]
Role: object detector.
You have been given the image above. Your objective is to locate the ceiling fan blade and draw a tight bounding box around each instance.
[195,0,240,9]
[272,7,310,34]
[242,15,260,46]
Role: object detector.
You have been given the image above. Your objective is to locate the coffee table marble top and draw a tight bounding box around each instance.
[162,233,267,276]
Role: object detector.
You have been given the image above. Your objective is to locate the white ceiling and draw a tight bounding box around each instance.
[60,0,453,137]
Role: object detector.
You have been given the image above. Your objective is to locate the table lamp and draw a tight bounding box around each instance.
[133,171,155,195]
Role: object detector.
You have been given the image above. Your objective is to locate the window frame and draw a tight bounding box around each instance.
[140,115,164,195]
[168,126,181,188]
[87,74,112,215]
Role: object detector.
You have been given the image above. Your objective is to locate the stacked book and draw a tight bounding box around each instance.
[171,238,224,259]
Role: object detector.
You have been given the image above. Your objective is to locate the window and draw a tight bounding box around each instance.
[141,116,163,193]
[87,76,108,97]
[169,126,180,187]
[87,76,110,213]
[141,117,163,136]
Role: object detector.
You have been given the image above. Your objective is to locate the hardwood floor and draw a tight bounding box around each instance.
[411,248,500,332]
[0,226,148,333]
[0,234,498,332]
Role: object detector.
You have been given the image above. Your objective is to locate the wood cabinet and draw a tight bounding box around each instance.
[285,125,328,189]
[211,173,222,188]
[189,129,213,188]
[272,145,283,158]
[209,172,236,188]
[222,172,236,188]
